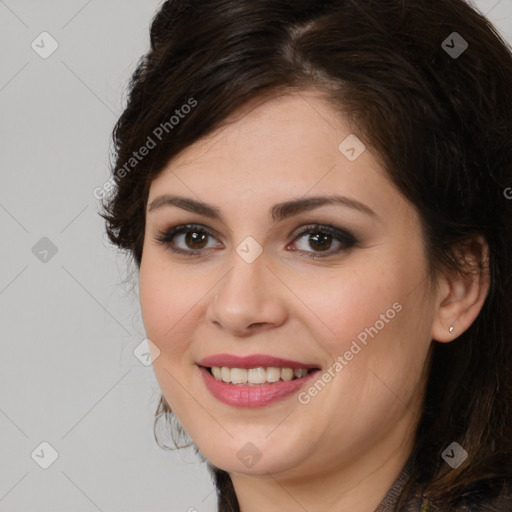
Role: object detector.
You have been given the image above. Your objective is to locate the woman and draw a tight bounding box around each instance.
[101,0,512,510]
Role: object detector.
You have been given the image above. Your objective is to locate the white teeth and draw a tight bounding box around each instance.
[221,367,231,383]
[266,367,281,382]
[230,368,248,384]
[210,366,311,385]
[294,368,307,378]
[281,368,294,381]
[247,367,267,384]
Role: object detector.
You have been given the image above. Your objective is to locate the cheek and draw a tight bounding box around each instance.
[290,263,432,440]
[294,265,400,342]
[296,250,431,368]
[138,254,199,358]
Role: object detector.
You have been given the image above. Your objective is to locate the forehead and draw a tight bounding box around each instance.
[147,91,411,222]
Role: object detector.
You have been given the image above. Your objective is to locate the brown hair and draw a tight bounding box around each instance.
[102,0,512,510]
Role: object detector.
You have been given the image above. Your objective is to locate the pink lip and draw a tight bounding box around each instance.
[199,366,320,408]
[197,353,319,370]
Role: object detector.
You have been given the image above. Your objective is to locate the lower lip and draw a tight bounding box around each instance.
[199,366,319,408]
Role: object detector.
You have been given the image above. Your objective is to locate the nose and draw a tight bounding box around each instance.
[206,249,288,336]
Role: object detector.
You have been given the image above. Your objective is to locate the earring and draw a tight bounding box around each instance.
[449,326,454,333]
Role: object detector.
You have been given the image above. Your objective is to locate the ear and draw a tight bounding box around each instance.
[431,235,490,343]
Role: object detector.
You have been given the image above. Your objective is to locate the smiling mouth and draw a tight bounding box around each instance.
[204,366,318,386]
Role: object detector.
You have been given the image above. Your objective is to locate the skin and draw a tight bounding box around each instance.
[139,90,489,512]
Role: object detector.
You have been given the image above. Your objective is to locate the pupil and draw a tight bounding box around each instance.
[310,233,331,251]
[186,231,207,249]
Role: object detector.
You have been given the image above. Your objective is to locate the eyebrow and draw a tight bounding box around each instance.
[147,194,376,222]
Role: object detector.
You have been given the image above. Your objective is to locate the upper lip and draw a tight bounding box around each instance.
[197,353,320,370]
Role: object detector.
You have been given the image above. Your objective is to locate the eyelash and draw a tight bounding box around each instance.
[154,223,357,260]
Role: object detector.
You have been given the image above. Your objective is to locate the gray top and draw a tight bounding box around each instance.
[373,458,424,512]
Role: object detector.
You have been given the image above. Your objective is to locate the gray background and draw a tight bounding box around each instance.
[0,1,511,511]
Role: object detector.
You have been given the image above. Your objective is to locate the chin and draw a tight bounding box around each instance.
[197,435,307,477]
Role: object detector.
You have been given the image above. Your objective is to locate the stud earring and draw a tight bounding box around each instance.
[449,326,454,333]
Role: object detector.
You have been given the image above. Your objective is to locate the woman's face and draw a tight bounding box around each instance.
[139,91,438,479]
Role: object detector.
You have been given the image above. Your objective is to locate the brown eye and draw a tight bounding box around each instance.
[185,230,209,250]
[155,224,221,255]
[307,232,333,252]
[291,224,356,259]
